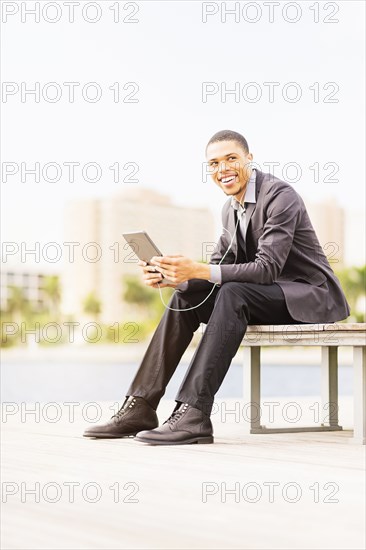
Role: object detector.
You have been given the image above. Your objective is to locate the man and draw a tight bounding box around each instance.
[84,130,350,445]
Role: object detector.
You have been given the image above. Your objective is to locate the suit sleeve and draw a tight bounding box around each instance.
[220,186,301,284]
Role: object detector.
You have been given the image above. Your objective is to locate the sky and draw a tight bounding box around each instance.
[1,0,365,268]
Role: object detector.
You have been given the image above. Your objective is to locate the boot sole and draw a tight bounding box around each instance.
[134,435,214,445]
[83,432,137,439]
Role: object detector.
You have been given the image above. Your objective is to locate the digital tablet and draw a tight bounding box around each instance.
[122,231,163,264]
[122,231,172,282]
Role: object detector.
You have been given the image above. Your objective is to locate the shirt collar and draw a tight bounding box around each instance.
[231,169,257,211]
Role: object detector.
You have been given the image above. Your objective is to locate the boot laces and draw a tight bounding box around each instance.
[112,397,136,419]
[165,403,189,425]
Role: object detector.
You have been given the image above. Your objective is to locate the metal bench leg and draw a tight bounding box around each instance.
[242,347,261,434]
[321,346,342,430]
[353,346,366,445]
[243,345,344,435]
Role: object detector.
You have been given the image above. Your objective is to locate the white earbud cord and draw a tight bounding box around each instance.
[156,202,245,312]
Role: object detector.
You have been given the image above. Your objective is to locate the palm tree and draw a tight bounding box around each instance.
[83,291,102,321]
[43,275,61,320]
[6,285,29,325]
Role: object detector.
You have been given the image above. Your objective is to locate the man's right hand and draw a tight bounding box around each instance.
[138,260,177,289]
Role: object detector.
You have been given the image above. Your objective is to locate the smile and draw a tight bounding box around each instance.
[220,175,237,186]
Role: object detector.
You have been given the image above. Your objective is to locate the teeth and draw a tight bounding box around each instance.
[222,176,235,184]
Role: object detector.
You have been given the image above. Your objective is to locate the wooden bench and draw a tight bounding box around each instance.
[241,323,366,444]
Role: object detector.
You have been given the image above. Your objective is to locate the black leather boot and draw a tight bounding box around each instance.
[83,396,158,438]
[134,402,214,445]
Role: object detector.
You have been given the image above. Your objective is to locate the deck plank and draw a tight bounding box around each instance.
[1,398,365,550]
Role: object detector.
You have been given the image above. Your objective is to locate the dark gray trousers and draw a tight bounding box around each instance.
[126,281,297,414]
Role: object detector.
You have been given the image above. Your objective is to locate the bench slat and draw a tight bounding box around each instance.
[242,323,366,346]
[245,323,366,333]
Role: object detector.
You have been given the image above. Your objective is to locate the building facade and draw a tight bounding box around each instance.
[305,197,345,267]
[0,268,57,312]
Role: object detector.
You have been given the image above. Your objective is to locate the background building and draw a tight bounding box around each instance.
[62,188,216,324]
[0,267,58,313]
[305,197,346,267]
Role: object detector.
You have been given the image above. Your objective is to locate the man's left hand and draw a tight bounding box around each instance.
[150,255,209,284]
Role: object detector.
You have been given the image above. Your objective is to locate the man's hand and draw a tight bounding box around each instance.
[138,260,178,289]
[150,255,210,284]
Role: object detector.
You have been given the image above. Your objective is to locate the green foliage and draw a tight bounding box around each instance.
[335,265,366,322]
[3,265,363,349]
[123,275,156,307]
[83,291,101,318]
[122,275,174,319]
[6,285,30,318]
[1,311,19,348]
[103,320,153,344]
[43,275,61,318]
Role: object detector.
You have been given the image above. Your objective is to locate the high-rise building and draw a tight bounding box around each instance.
[62,189,216,324]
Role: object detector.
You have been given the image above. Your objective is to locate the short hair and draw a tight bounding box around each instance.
[206,130,249,154]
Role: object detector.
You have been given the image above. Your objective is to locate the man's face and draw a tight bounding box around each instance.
[206,140,253,202]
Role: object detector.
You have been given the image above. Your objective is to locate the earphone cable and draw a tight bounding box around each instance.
[156,199,246,312]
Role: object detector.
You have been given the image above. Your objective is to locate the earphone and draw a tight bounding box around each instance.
[156,199,247,312]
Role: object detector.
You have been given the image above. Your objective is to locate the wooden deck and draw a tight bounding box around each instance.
[1,398,365,550]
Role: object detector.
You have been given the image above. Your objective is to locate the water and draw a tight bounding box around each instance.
[0,361,353,402]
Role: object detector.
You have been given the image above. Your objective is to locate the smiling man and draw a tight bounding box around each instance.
[84,130,350,445]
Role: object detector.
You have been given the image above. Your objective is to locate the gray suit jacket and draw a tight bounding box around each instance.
[182,169,350,323]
